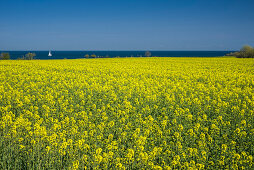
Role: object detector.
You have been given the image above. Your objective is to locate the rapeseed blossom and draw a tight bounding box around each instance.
[0,57,253,169]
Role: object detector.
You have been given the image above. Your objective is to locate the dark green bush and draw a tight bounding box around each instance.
[0,53,10,60]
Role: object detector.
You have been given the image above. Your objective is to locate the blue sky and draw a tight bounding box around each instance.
[0,0,254,51]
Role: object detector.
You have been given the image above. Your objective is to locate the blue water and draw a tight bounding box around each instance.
[0,51,232,60]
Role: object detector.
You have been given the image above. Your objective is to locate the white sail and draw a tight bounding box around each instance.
[48,51,52,57]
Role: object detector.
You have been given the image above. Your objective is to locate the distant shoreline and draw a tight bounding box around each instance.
[0,51,234,60]
[1,56,239,61]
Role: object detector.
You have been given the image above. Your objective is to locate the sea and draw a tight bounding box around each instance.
[0,51,233,60]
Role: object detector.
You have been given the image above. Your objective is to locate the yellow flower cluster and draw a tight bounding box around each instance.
[0,57,253,169]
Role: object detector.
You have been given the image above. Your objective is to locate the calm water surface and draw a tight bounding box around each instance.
[0,51,232,60]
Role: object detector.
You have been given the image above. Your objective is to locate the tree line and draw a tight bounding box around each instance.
[84,51,152,58]
[2,48,254,60]
[1,51,152,60]
[0,52,36,60]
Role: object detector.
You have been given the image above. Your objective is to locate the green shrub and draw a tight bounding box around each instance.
[228,45,254,58]
[0,53,10,60]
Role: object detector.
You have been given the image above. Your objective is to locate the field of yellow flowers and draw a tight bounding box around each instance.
[0,57,253,169]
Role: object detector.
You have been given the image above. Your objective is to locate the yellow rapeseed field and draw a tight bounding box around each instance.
[0,57,253,169]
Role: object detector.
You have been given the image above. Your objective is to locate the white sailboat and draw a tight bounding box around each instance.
[48,51,52,57]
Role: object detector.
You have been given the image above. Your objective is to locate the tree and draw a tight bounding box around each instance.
[228,45,254,58]
[17,55,25,60]
[85,54,90,58]
[145,51,151,57]
[25,52,36,60]
[240,45,252,53]
[91,54,96,58]
[0,53,10,60]
[240,45,254,58]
